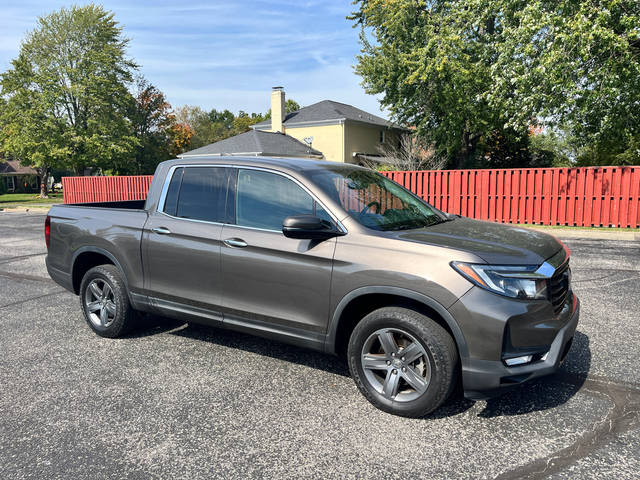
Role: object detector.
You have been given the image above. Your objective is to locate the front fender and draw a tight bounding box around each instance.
[324,285,469,359]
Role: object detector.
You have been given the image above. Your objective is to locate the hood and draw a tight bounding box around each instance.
[392,217,562,265]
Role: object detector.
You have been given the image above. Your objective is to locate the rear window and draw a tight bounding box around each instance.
[162,166,232,223]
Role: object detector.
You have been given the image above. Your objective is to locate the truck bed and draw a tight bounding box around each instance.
[64,199,147,210]
[46,201,150,295]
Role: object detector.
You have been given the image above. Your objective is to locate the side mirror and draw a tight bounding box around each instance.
[282,215,344,240]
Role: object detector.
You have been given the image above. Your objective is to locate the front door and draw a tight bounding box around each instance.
[143,166,234,323]
[220,168,338,345]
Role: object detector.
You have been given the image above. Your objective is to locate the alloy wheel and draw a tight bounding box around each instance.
[84,278,117,328]
[360,328,432,402]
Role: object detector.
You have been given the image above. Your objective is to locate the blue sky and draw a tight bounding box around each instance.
[0,0,386,117]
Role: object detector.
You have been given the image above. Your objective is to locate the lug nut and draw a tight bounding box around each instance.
[402,367,406,372]
[391,352,395,357]
[392,369,397,374]
[401,357,405,361]
[386,360,391,365]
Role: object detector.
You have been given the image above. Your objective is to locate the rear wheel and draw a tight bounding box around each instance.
[347,307,458,417]
[79,264,137,338]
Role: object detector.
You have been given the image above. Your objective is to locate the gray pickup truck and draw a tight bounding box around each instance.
[46,156,579,417]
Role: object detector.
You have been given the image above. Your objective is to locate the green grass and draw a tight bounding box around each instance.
[0,192,64,207]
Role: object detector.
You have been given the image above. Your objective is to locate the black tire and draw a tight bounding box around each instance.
[347,306,458,417]
[79,264,137,338]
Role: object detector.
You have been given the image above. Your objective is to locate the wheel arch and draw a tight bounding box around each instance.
[71,247,129,295]
[325,286,469,360]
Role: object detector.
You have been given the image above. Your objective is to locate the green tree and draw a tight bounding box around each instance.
[263,99,301,120]
[350,0,640,168]
[0,4,138,194]
[491,0,640,166]
[175,106,270,151]
[175,106,228,150]
[208,109,235,130]
[126,76,174,174]
[232,111,267,135]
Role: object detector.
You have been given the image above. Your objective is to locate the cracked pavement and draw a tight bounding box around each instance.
[0,211,639,479]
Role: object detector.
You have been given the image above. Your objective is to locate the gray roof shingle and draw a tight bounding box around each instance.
[179,130,322,158]
[0,159,37,175]
[251,100,399,129]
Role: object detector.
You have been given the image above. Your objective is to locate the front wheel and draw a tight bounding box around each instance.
[347,307,458,417]
[79,264,137,338]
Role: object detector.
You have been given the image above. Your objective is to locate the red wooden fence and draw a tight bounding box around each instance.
[62,175,153,204]
[382,166,640,228]
[62,166,640,227]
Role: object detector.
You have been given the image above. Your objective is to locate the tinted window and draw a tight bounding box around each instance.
[173,167,230,223]
[163,167,183,216]
[236,169,331,231]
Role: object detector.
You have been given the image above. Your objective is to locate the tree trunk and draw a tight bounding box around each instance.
[454,130,471,169]
[37,166,50,198]
[454,129,481,169]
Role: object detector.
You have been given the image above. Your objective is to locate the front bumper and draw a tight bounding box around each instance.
[448,287,580,400]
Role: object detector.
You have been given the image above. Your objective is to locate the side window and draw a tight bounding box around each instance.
[164,167,231,223]
[162,167,183,216]
[236,169,332,231]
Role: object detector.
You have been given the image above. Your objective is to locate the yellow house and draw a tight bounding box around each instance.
[180,87,404,163]
[251,87,404,163]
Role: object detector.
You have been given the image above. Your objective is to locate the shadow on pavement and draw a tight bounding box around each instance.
[129,314,591,420]
[132,314,351,377]
[477,331,591,418]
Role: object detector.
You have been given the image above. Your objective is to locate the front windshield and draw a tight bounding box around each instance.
[309,166,447,231]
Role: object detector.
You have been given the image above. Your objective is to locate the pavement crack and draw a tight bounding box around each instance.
[494,373,640,480]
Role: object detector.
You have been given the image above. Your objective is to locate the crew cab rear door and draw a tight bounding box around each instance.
[142,166,234,323]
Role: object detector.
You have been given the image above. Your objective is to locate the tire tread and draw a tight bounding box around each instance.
[347,306,458,417]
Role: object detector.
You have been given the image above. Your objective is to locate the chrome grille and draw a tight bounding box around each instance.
[549,261,570,314]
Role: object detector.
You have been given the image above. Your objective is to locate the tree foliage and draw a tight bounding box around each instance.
[125,76,174,174]
[263,99,301,120]
[0,5,305,179]
[173,101,298,152]
[350,0,640,168]
[0,4,138,189]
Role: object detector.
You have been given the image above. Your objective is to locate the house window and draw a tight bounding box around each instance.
[7,176,15,192]
[379,130,385,144]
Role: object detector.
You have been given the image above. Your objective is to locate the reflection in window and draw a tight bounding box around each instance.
[236,169,331,231]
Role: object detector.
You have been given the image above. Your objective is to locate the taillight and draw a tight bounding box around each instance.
[45,215,51,249]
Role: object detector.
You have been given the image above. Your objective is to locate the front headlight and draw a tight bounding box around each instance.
[451,262,548,300]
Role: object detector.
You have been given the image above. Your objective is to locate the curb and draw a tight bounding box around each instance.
[522,226,640,242]
[0,206,52,214]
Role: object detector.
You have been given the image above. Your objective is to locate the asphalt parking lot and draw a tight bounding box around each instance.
[1,211,639,479]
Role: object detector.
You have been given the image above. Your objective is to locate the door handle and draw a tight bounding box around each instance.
[151,227,171,235]
[223,238,248,248]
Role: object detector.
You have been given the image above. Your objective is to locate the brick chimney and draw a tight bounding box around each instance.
[271,86,285,133]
